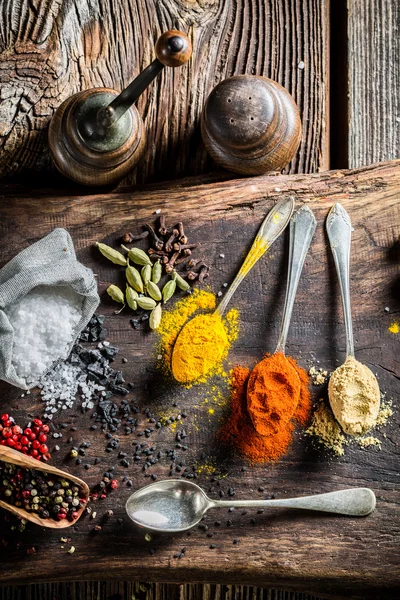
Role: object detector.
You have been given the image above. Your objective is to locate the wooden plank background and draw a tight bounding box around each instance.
[348,0,400,168]
[0,0,329,183]
[0,583,329,600]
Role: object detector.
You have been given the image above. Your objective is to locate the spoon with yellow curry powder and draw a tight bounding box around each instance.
[246,206,317,435]
[171,197,295,384]
[326,203,380,435]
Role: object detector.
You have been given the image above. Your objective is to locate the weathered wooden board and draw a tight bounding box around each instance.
[0,160,399,599]
[348,0,400,167]
[0,0,329,183]
[0,581,329,600]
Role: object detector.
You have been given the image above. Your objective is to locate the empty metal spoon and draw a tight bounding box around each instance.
[126,479,376,532]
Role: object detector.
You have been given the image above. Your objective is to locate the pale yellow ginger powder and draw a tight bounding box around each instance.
[328,356,380,435]
[306,401,347,456]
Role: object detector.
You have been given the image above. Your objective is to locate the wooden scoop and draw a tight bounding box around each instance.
[0,446,90,528]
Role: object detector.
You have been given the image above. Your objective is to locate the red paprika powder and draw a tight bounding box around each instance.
[218,353,311,463]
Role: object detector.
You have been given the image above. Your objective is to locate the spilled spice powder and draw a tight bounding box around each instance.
[218,356,311,463]
[306,400,347,456]
[306,396,393,456]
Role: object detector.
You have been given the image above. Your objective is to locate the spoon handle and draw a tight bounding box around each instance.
[209,488,376,517]
[275,205,316,354]
[326,203,354,358]
[215,197,294,317]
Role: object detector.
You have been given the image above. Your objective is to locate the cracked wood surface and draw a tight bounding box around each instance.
[0,160,399,597]
[0,0,329,183]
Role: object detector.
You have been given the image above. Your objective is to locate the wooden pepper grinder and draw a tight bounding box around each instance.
[49,31,192,186]
[201,75,302,176]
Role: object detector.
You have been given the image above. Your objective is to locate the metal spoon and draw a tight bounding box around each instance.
[274,205,317,354]
[171,197,294,384]
[247,206,316,433]
[125,479,376,532]
[215,196,295,317]
[326,203,380,434]
[326,203,355,359]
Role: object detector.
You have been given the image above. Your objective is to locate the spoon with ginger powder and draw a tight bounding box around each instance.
[171,197,295,384]
[246,206,316,435]
[326,203,380,435]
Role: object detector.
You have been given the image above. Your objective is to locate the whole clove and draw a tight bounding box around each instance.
[165,229,179,253]
[186,258,199,270]
[175,253,191,265]
[198,266,210,284]
[187,271,199,281]
[122,231,149,243]
[165,251,180,273]
[177,222,188,245]
[145,224,164,251]
[172,243,199,252]
[148,248,167,257]
[158,215,168,236]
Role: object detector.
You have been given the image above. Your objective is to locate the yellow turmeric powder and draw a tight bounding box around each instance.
[172,313,229,383]
[156,289,239,385]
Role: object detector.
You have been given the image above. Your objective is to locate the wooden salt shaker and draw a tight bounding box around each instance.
[49,31,192,186]
[201,75,302,176]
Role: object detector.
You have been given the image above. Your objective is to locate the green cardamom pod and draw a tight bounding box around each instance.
[146,280,162,302]
[162,279,176,303]
[126,285,138,310]
[149,303,162,330]
[152,260,162,284]
[107,284,125,304]
[136,296,157,310]
[171,270,190,291]
[126,265,144,293]
[121,245,152,266]
[141,264,152,285]
[96,242,127,266]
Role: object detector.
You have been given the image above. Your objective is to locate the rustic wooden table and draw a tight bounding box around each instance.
[0,161,399,598]
[0,1,399,599]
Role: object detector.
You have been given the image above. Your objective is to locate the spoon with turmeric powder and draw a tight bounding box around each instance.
[171,197,295,384]
[247,206,317,435]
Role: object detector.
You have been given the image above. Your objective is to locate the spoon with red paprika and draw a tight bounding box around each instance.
[247,205,317,435]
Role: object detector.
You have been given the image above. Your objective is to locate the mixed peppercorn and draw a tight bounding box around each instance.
[0,415,50,461]
[0,461,86,521]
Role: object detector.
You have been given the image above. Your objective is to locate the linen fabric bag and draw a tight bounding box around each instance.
[0,228,99,389]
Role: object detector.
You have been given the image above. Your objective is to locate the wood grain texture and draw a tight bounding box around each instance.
[0,161,399,598]
[0,0,329,183]
[0,582,329,600]
[348,0,400,167]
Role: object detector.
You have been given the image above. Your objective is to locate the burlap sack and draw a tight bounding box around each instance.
[0,228,99,389]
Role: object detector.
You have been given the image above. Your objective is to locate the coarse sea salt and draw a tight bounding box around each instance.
[5,285,82,386]
[39,361,105,419]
